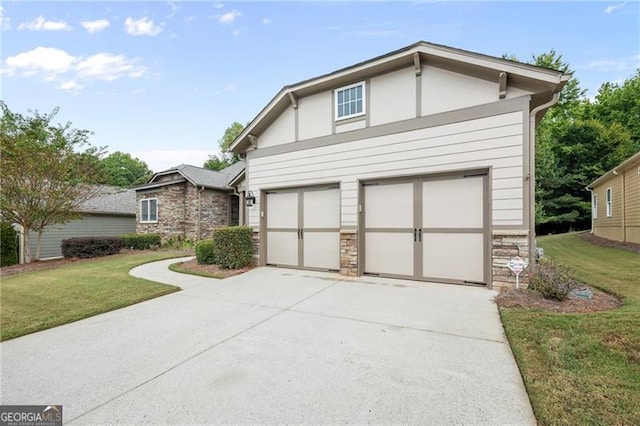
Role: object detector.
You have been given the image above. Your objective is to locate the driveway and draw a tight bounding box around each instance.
[1,259,534,424]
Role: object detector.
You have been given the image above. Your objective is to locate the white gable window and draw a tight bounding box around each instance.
[335,81,365,120]
[592,194,598,219]
[605,188,612,217]
[140,198,158,223]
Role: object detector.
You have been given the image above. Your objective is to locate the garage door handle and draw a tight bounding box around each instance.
[300,229,304,239]
[297,229,301,239]
[418,228,422,242]
[413,228,417,242]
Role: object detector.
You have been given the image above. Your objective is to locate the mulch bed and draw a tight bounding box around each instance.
[496,286,622,313]
[172,258,253,279]
[578,232,640,253]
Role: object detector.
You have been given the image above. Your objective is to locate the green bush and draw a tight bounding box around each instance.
[212,226,253,269]
[121,233,161,250]
[61,237,124,259]
[163,235,194,250]
[529,258,580,301]
[195,239,215,264]
[1,221,18,267]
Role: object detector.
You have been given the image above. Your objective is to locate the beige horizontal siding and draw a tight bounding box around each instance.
[625,166,640,226]
[248,111,524,228]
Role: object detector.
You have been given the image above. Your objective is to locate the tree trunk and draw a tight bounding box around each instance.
[23,227,32,264]
[36,229,43,260]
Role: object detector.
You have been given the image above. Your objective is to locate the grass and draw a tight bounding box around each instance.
[168,261,223,279]
[0,251,189,341]
[500,232,640,425]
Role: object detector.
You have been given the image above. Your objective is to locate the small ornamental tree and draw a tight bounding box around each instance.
[0,102,105,262]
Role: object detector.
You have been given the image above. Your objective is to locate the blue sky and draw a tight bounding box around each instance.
[2,1,638,172]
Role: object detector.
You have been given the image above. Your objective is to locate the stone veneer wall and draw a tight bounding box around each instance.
[251,230,261,266]
[492,230,530,289]
[340,230,358,276]
[137,182,238,241]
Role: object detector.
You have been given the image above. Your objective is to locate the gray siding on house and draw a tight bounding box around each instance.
[28,215,135,259]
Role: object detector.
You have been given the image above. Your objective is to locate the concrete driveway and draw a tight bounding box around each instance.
[1,259,534,424]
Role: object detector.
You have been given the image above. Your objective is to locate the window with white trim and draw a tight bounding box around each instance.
[605,188,612,217]
[335,81,365,120]
[140,198,158,223]
[592,194,598,219]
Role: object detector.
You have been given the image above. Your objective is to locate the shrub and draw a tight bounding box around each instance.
[121,233,161,250]
[61,237,125,259]
[528,258,580,301]
[163,235,194,250]
[0,221,18,266]
[212,226,253,269]
[195,239,215,265]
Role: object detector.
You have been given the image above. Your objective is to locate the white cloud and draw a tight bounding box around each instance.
[18,15,72,31]
[81,19,110,34]
[262,17,272,25]
[578,55,639,72]
[58,80,83,94]
[124,16,162,36]
[184,16,195,23]
[167,1,180,18]
[218,10,240,24]
[605,1,627,13]
[214,2,224,9]
[232,28,240,36]
[76,53,147,81]
[3,47,75,76]
[0,6,10,30]
[2,46,148,92]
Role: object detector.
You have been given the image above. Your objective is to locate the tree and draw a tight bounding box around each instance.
[100,151,153,187]
[0,102,105,262]
[203,121,245,171]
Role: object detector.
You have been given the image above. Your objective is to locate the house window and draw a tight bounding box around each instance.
[605,188,612,217]
[592,194,597,219]
[335,81,365,120]
[140,198,158,223]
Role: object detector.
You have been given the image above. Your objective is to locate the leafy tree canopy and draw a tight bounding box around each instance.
[0,101,105,262]
[204,121,245,171]
[100,151,153,187]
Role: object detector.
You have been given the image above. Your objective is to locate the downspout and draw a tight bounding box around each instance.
[620,170,626,242]
[233,187,245,226]
[196,186,205,240]
[587,188,594,234]
[528,92,560,268]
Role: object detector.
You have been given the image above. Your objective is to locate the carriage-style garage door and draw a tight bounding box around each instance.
[265,185,340,271]
[363,172,488,285]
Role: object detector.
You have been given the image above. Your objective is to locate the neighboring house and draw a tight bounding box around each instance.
[587,151,640,244]
[134,162,245,241]
[20,186,136,262]
[229,41,569,289]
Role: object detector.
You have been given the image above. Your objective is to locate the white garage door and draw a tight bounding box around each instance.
[363,173,487,285]
[265,186,340,271]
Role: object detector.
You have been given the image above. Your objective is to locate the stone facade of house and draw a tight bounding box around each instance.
[136,177,239,241]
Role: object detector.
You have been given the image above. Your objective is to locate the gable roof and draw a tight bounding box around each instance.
[79,186,136,216]
[134,161,246,191]
[230,40,571,154]
[587,150,640,189]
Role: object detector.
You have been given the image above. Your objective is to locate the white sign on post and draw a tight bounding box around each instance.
[507,256,528,289]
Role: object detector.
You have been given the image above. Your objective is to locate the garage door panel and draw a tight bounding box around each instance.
[267,231,299,266]
[422,176,483,228]
[303,232,340,270]
[365,232,414,276]
[422,233,484,283]
[267,192,298,228]
[304,189,340,228]
[365,183,414,228]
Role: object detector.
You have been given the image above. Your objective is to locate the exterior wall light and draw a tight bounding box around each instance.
[245,190,256,207]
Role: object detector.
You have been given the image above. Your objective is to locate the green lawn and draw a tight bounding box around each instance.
[500,233,640,425]
[0,251,188,341]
